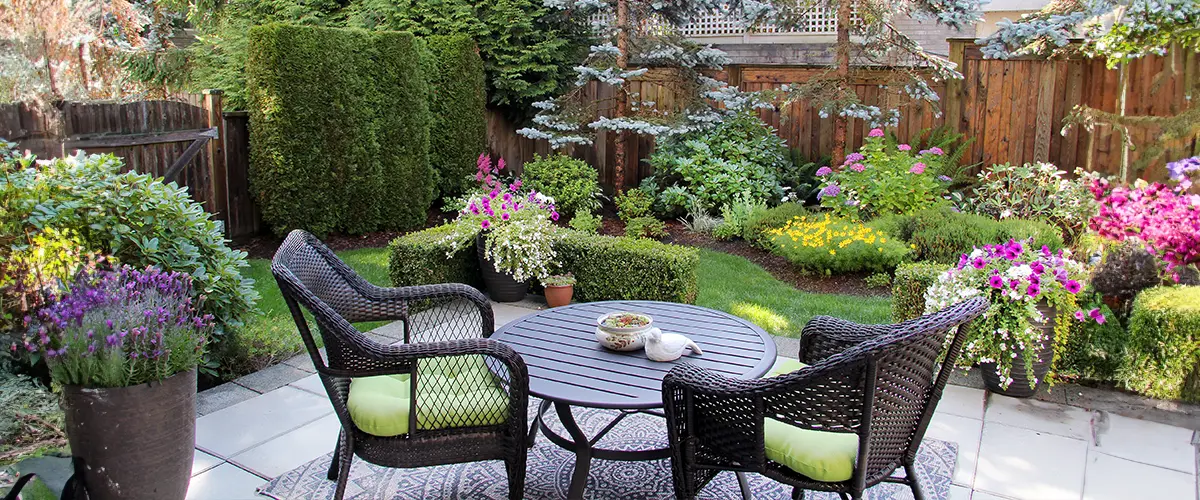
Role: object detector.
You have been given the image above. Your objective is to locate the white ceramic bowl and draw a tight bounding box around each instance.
[595,312,652,351]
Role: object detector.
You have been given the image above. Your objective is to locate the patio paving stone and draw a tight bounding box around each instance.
[984,393,1094,440]
[288,373,325,396]
[196,386,331,458]
[232,362,310,394]
[949,485,973,500]
[195,382,259,416]
[493,303,535,327]
[230,413,342,478]
[186,463,267,500]
[191,449,223,477]
[281,352,316,373]
[975,422,1088,500]
[938,384,987,420]
[1090,411,1196,473]
[926,411,984,488]
[1082,451,1195,500]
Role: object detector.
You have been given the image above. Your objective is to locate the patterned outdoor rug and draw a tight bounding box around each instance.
[259,399,958,500]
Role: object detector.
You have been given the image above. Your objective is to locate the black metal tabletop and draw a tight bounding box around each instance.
[491,300,776,410]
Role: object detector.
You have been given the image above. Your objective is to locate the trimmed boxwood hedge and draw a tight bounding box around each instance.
[424,34,487,198]
[387,226,699,303]
[556,230,699,304]
[891,261,951,322]
[388,224,481,288]
[1118,286,1200,402]
[247,24,433,236]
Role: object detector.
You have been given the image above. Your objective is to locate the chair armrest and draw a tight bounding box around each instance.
[662,359,867,470]
[354,282,495,335]
[798,316,903,364]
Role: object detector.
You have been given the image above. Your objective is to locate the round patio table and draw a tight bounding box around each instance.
[490,300,776,500]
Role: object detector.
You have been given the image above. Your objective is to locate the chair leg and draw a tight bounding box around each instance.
[326,429,344,481]
[332,432,354,500]
[905,462,927,500]
[735,472,751,500]
[505,454,527,500]
[790,487,805,500]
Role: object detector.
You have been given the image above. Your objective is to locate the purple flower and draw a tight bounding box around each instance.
[551,211,560,221]
[500,212,510,221]
[1029,261,1044,274]
[1064,280,1082,294]
[867,128,885,138]
[1166,156,1199,180]
[989,275,1005,288]
[511,179,523,191]
[972,257,987,269]
[1074,310,1086,321]
[850,163,865,172]
[1026,283,1041,297]
[816,166,834,177]
[909,163,926,174]
[845,153,865,163]
[898,144,912,151]
[817,184,842,199]
[937,175,952,182]
[1089,308,1106,324]
[503,193,513,202]
[927,147,944,155]
[481,220,492,230]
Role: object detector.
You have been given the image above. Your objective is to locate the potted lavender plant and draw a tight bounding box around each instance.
[22,265,212,500]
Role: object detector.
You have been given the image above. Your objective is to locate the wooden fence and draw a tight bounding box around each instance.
[1,93,262,238]
[488,41,1200,188]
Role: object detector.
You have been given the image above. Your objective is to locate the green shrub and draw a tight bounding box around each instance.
[1119,286,1200,402]
[647,112,790,213]
[615,188,654,221]
[817,133,951,220]
[891,261,951,321]
[522,154,601,218]
[556,230,699,303]
[865,272,892,289]
[247,24,433,236]
[625,217,667,239]
[423,34,487,198]
[0,153,257,346]
[744,203,808,248]
[1059,297,1127,381]
[568,212,602,233]
[904,208,1064,264]
[765,213,910,274]
[714,193,767,241]
[388,223,481,288]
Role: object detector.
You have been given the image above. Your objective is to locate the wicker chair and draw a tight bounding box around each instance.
[662,297,988,500]
[271,230,529,500]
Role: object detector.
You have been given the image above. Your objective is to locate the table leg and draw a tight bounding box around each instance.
[554,402,592,500]
[528,399,550,449]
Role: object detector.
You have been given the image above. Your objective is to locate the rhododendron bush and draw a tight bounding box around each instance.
[1088,162,1200,279]
[816,128,953,220]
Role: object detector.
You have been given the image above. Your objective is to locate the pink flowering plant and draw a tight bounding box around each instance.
[816,128,951,219]
[441,154,561,282]
[1088,168,1200,280]
[21,266,213,388]
[925,239,1094,389]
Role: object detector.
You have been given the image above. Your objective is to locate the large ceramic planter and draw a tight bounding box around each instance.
[979,306,1057,398]
[61,369,196,500]
[544,285,574,307]
[476,233,528,302]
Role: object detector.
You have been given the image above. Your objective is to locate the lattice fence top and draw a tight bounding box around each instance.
[587,6,844,37]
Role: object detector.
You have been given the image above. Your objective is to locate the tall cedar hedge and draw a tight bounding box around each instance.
[423,35,487,198]
[246,24,432,236]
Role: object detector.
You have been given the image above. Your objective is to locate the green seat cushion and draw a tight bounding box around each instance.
[762,357,859,482]
[347,356,510,437]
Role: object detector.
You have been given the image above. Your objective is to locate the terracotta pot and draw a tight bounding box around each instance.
[476,233,528,302]
[544,285,573,307]
[61,369,196,500]
[979,305,1057,398]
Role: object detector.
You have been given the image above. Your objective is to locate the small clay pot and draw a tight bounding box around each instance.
[544,284,574,308]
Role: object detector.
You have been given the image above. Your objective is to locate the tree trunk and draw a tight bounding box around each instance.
[831,0,853,165]
[613,0,630,193]
[1117,62,1130,183]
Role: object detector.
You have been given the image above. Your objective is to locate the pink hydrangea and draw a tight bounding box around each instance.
[897,144,912,151]
[816,166,834,176]
[868,128,885,138]
[850,163,865,172]
[909,162,926,174]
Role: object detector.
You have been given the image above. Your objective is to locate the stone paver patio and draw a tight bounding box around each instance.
[189,302,1200,500]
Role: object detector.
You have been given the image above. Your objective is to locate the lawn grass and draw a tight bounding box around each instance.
[695,249,892,338]
[231,245,891,375]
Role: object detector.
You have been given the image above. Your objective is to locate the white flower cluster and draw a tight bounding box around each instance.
[484,217,559,283]
[589,116,673,135]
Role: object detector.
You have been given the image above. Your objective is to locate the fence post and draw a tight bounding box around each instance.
[202,89,229,224]
[944,39,965,136]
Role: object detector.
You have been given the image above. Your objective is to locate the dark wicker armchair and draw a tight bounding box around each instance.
[662,297,988,500]
[271,230,529,500]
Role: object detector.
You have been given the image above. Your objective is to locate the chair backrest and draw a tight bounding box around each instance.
[830,297,987,486]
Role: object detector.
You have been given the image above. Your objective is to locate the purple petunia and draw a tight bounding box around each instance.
[500,212,510,221]
[1026,283,1041,297]
[989,275,1005,289]
[1074,310,1086,321]
[481,220,491,230]
[551,211,560,221]
[1064,280,1082,294]
[1089,308,1106,324]
[1029,261,1045,274]
[972,257,987,269]
[1165,156,1199,181]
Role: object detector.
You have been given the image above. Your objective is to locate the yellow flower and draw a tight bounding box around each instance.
[910,244,917,249]
[829,250,836,255]
[881,238,887,243]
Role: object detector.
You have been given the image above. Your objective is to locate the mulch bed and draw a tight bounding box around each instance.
[232,211,454,259]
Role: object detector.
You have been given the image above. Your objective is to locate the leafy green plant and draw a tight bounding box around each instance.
[567,212,602,233]
[714,193,767,241]
[903,208,1064,265]
[423,35,487,198]
[865,272,892,289]
[388,223,481,288]
[887,125,977,183]
[246,24,432,236]
[615,188,654,221]
[1119,286,1200,402]
[817,129,951,220]
[780,152,827,204]
[646,112,790,214]
[1060,294,1128,381]
[0,153,257,351]
[891,261,951,321]
[624,217,667,239]
[542,273,576,287]
[764,213,911,274]
[966,162,1103,243]
[522,154,602,219]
